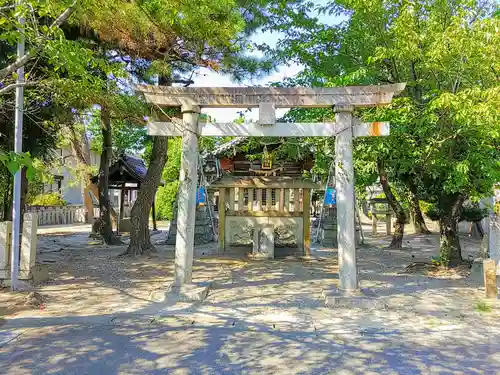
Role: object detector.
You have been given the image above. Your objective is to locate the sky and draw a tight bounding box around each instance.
[192,31,302,122]
[192,1,336,123]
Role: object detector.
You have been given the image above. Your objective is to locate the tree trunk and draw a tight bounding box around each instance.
[377,159,406,249]
[97,106,121,245]
[406,179,431,234]
[2,174,13,221]
[20,168,28,219]
[67,122,108,223]
[438,195,465,267]
[124,136,169,256]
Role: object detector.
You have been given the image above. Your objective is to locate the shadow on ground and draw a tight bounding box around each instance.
[1,228,500,374]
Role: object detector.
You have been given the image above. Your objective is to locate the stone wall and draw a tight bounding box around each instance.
[224,216,304,257]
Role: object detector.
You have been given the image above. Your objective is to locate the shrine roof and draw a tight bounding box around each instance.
[91,154,164,189]
[208,176,320,189]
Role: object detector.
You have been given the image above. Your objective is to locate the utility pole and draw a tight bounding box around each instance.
[11,1,25,291]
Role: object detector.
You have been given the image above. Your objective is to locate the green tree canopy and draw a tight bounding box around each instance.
[262,0,500,264]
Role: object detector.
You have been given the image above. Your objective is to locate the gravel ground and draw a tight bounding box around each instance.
[1,222,500,374]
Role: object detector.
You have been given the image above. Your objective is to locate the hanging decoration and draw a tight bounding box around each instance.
[262,145,273,170]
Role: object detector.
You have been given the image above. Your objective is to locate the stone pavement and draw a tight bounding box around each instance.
[2,234,500,374]
[2,311,500,375]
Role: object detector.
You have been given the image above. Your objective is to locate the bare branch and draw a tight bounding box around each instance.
[171,79,194,86]
[0,81,37,95]
[0,1,78,81]
[0,4,16,11]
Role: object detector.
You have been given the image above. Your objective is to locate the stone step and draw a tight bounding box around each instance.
[323,229,337,234]
[170,219,212,225]
[322,217,338,222]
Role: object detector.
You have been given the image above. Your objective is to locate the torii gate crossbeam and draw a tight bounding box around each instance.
[136,84,405,298]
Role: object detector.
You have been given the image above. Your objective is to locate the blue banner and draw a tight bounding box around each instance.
[324,188,336,205]
[196,187,206,205]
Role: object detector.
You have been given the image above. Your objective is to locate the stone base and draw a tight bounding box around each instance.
[248,253,273,260]
[0,264,49,287]
[118,218,133,233]
[168,282,211,302]
[322,287,381,309]
[28,264,50,284]
[469,258,485,284]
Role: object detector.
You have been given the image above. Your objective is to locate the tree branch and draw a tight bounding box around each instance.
[0,81,37,95]
[170,78,194,86]
[0,4,16,11]
[0,1,78,81]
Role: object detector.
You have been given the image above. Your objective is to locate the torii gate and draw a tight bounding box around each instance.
[136,84,405,296]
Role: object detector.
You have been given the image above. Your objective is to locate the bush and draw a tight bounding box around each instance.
[155,181,179,220]
[30,193,67,207]
[421,202,489,222]
[422,203,440,221]
[461,204,488,222]
[419,201,435,216]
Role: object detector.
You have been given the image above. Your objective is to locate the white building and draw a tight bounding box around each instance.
[45,148,138,207]
[44,148,99,204]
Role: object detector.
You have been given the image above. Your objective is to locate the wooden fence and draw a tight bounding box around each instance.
[25,205,133,226]
[25,206,90,226]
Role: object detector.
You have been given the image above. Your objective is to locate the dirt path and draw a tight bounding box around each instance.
[2,224,500,374]
[1,228,231,320]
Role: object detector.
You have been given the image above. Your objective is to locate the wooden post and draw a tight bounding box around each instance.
[279,188,285,212]
[247,188,254,211]
[229,188,235,211]
[303,188,311,256]
[335,105,358,291]
[118,186,125,234]
[372,211,378,235]
[256,189,262,211]
[119,187,125,220]
[385,213,392,235]
[238,187,244,211]
[151,198,157,231]
[484,259,498,299]
[294,188,300,213]
[284,188,290,212]
[174,104,200,287]
[218,188,226,252]
[266,188,272,211]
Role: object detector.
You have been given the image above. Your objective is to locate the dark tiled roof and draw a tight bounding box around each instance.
[91,154,164,188]
[121,154,147,181]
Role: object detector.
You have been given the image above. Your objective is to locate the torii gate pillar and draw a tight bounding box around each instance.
[334,105,358,290]
[174,104,200,287]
